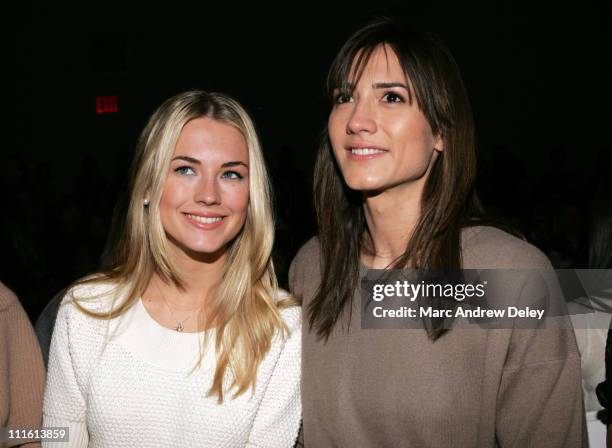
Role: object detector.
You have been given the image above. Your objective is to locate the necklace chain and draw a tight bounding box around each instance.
[153,280,199,332]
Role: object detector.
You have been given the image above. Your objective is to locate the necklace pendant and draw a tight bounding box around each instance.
[175,323,184,332]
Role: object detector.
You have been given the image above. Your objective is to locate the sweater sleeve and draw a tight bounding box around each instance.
[496,331,586,447]
[42,301,89,447]
[495,268,586,447]
[246,307,302,448]
[0,286,46,448]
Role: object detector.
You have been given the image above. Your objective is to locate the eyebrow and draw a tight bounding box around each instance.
[171,156,248,169]
[336,82,409,91]
[372,82,409,90]
[222,161,248,169]
[171,155,200,164]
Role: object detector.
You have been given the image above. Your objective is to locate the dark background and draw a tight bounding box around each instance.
[2,1,610,323]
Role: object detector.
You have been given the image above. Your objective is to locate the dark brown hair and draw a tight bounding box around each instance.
[310,17,478,340]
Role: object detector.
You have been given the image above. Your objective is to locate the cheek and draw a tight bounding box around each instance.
[395,121,436,156]
[328,112,346,153]
[158,182,177,218]
[222,184,249,215]
[160,178,189,206]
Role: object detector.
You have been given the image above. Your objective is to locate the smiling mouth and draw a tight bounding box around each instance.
[350,147,387,155]
[346,146,388,159]
[185,213,224,224]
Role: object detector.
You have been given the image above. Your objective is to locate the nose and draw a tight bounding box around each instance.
[194,175,221,205]
[346,99,377,135]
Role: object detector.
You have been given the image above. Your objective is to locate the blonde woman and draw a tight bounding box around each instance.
[43,91,301,447]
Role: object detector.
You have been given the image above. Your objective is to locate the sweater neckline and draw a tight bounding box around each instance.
[106,298,215,372]
[137,297,208,336]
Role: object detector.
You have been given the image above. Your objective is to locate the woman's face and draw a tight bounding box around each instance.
[328,44,443,194]
[159,117,249,260]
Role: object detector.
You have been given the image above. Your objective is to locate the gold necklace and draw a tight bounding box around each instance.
[153,280,199,332]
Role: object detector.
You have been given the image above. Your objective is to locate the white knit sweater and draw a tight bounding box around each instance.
[42,283,301,447]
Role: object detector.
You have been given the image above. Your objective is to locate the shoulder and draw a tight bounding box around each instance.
[0,284,34,335]
[50,280,125,367]
[63,278,119,308]
[277,296,301,334]
[0,282,37,346]
[56,278,122,325]
[288,237,321,294]
[461,225,552,270]
[462,226,566,322]
[0,281,19,312]
[290,237,320,268]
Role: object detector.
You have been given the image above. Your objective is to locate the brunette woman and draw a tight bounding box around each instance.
[289,18,584,447]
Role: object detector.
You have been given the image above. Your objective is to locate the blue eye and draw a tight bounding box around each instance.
[222,171,243,180]
[383,92,405,103]
[175,166,195,175]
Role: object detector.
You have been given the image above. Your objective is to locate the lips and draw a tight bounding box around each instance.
[185,213,223,224]
[350,147,386,155]
[345,144,388,160]
[183,212,225,229]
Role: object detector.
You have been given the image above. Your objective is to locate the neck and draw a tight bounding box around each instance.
[362,181,423,269]
[149,246,227,311]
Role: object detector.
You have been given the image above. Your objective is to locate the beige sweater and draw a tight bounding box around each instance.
[289,226,586,447]
[0,282,45,448]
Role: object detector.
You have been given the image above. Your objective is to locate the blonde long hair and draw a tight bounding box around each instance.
[70,90,293,401]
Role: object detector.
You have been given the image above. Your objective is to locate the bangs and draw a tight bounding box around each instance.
[325,18,462,138]
[326,43,377,98]
[325,37,416,106]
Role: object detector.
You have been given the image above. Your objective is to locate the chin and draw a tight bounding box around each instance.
[169,235,231,261]
[189,238,229,254]
[344,177,386,192]
[188,244,229,262]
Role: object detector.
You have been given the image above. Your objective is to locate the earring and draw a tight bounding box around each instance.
[143,198,150,206]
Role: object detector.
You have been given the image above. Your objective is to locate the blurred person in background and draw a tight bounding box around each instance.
[1,281,45,447]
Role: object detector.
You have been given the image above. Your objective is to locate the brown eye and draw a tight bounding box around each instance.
[334,92,353,104]
[383,92,405,103]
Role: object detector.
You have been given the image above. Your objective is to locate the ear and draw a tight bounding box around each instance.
[433,134,444,153]
[144,188,151,206]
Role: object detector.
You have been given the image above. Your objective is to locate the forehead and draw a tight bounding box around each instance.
[348,44,407,84]
[173,117,248,161]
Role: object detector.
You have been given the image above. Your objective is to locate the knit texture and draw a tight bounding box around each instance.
[42,282,301,447]
[291,226,586,448]
[0,281,45,448]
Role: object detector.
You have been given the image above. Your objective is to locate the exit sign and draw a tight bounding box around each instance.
[96,95,119,114]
